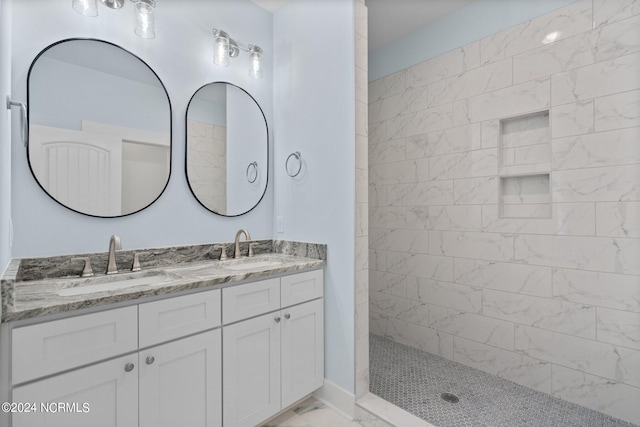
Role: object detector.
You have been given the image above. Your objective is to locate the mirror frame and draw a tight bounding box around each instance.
[185,81,269,217]
[26,38,173,218]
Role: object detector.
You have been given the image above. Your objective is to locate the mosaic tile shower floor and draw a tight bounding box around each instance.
[369,334,636,427]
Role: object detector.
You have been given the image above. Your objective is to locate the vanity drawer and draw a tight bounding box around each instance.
[12,306,138,385]
[139,289,221,348]
[223,278,280,324]
[281,269,323,308]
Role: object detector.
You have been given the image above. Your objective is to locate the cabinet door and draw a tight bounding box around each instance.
[139,329,221,427]
[281,269,323,308]
[281,298,324,408]
[222,278,280,324]
[139,289,221,347]
[223,312,281,427]
[12,306,138,384]
[12,354,138,427]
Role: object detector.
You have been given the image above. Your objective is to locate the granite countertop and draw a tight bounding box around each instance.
[1,240,326,323]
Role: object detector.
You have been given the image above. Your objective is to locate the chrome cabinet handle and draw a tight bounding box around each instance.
[274,316,281,323]
[146,356,155,365]
[284,313,290,320]
[124,362,135,372]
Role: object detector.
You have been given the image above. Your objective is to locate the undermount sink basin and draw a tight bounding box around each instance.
[57,271,175,297]
[223,260,283,271]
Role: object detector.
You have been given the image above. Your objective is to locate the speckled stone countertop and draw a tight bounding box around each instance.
[1,240,326,323]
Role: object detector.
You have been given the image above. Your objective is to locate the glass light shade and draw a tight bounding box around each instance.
[214,31,230,68]
[134,0,155,39]
[100,0,124,9]
[249,45,263,79]
[72,0,98,17]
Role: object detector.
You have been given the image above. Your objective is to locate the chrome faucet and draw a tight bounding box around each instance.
[233,229,251,259]
[106,235,122,274]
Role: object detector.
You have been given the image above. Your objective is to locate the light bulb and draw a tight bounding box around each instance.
[134,0,155,39]
[249,45,263,79]
[542,31,560,45]
[72,0,98,17]
[213,30,230,68]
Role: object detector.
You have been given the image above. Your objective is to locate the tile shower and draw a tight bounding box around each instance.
[187,120,227,212]
[367,0,640,425]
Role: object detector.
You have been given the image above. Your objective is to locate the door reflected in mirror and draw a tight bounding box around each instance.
[186,82,268,216]
[27,39,171,217]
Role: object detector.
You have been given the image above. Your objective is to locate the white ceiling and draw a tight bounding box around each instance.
[250,0,478,51]
[249,0,291,13]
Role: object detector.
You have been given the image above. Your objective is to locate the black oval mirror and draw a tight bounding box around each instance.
[28,39,172,217]
[186,82,268,216]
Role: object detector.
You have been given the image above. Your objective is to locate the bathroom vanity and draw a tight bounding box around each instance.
[0,242,325,427]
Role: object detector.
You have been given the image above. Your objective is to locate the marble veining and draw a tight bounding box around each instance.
[2,240,326,322]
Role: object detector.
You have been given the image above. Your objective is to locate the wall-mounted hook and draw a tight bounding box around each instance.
[6,96,28,148]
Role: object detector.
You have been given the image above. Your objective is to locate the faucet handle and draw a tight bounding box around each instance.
[71,257,94,278]
[216,245,228,261]
[131,253,142,272]
[248,243,258,257]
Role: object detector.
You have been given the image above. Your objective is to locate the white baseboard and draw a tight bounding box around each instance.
[313,380,356,420]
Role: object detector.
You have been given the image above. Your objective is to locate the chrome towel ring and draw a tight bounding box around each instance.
[246,161,258,183]
[285,151,302,177]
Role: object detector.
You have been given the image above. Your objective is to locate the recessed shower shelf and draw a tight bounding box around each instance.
[499,111,550,170]
[500,174,551,219]
[499,163,551,178]
[498,111,551,219]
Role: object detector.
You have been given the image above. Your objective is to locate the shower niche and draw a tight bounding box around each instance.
[498,111,551,219]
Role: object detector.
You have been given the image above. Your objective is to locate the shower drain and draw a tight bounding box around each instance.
[440,392,460,403]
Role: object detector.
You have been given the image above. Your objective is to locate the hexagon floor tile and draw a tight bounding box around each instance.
[369,334,637,427]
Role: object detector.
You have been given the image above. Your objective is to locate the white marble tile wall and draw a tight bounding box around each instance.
[186,120,227,212]
[368,0,640,423]
[354,0,369,401]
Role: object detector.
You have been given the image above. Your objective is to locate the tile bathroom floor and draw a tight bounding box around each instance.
[261,397,363,427]
[370,334,637,427]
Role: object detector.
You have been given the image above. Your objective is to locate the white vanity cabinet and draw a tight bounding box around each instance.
[9,289,222,427]
[139,329,221,427]
[7,268,323,427]
[223,311,281,427]
[280,298,324,408]
[137,291,223,427]
[222,269,324,427]
[12,354,139,427]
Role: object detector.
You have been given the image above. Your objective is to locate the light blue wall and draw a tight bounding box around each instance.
[274,0,356,393]
[370,0,581,81]
[0,0,12,275]
[227,85,267,215]
[188,97,226,127]
[11,0,274,257]
[30,56,170,133]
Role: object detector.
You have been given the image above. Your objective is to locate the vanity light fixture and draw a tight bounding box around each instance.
[134,0,156,39]
[248,45,264,79]
[72,0,98,17]
[212,28,264,79]
[72,0,156,40]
